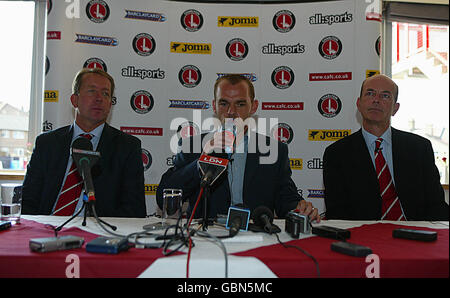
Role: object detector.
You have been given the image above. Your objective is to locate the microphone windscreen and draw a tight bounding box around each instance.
[252,206,273,226]
[72,136,93,151]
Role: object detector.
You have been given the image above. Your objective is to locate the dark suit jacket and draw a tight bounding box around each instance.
[156,132,301,219]
[22,123,146,218]
[323,128,448,221]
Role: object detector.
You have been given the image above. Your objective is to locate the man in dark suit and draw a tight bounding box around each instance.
[22,68,146,218]
[157,74,320,221]
[323,74,448,221]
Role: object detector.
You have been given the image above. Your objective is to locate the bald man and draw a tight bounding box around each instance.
[323,74,448,221]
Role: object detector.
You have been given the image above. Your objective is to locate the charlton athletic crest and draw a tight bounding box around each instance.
[317,94,342,118]
[130,90,154,114]
[225,38,249,61]
[86,0,110,23]
[273,10,296,33]
[141,149,152,171]
[271,66,294,89]
[83,57,107,72]
[271,123,294,144]
[177,121,200,139]
[319,36,342,60]
[181,9,203,32]
[132,33,156,56]
[178,65,202,88]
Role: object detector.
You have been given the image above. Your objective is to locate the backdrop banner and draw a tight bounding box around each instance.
[43,0,382,216]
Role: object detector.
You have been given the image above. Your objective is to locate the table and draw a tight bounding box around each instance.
[0,215,448,278]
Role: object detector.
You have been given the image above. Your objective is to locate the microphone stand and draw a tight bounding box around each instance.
[201,186,211,231]
[53,193,117,237]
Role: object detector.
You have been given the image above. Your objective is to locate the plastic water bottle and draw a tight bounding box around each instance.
[223,118,236,154]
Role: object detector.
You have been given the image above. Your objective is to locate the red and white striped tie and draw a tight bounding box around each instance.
[375,138,405,221]
[53,133,92,216]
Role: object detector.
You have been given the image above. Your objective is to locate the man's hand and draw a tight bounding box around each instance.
[202,130,236,154]
[296,200,321,223]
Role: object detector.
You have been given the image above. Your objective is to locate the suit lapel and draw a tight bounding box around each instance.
[95,123,116,176]
[243,132,260,189]
[352,129,380,191]
[391,128,404,194]
[51,126,74,206]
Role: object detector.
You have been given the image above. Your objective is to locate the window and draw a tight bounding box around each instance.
[390,22,449,185]
[0,1,35,172]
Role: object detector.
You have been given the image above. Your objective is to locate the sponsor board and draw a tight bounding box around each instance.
[262,102,303,110]
[171,42,211,54]
[124,9,165,22]
[145,184,158,195]
[44,90,58,102]
[290,158,303,170]
[218,16,259,27]
[75,33,118,46]
[120,127,163,136]
[309,72,352,81]
[308,129,351,141]
[169,100,210,109]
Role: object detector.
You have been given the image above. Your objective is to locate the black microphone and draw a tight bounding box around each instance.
[71,137,100,201]
[197,154,229,188]
[252,206,280,234]
[229,215,242,237]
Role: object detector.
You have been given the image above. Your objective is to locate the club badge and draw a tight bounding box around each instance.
[319,36,342,60]
[130,90,154,114]
[225,38,249,61]
[132,33,156,56]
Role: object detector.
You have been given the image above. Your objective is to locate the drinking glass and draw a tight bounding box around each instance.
[144,189,183,230]
[1,183,23,224]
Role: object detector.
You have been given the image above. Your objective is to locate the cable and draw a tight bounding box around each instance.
[195,230,229,278]
[91,204,126,238]
[275,233,321,277]
[185,186,205,278]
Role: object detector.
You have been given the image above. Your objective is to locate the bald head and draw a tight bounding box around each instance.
[360,74,399,102]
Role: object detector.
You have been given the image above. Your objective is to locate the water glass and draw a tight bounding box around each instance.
[1,183,23,224]
[162,189,183,223]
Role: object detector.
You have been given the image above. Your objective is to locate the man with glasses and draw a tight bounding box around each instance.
[323,74,448,221]
[22,68,146,217]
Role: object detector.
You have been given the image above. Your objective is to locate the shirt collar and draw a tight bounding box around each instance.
[362,126,392,148]
[72,121,105,140]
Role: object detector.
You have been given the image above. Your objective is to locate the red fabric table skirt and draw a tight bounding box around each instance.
[233,223,449,278]
[0,219,180,278]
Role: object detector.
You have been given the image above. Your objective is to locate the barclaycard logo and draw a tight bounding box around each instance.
[217,73,257,82]
[307,189,324,198]
[218,16,259,27]
[308,129,351,141]
[75,33,118,46]
[169,100,210,109]
[170,42,211,54]
[124,9,166,22]
[144,184,158,195]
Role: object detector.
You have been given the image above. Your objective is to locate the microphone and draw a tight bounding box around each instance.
[229,215,242,237]
[197,154,229,188]
[71,137,101,201]
[251,206,280,234]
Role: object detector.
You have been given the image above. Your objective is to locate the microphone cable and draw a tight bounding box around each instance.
[195,229,229,278]
[185,186,205,278]
[275,233,321,277]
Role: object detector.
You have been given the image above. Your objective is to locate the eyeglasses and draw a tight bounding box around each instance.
[363,90,393,101]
